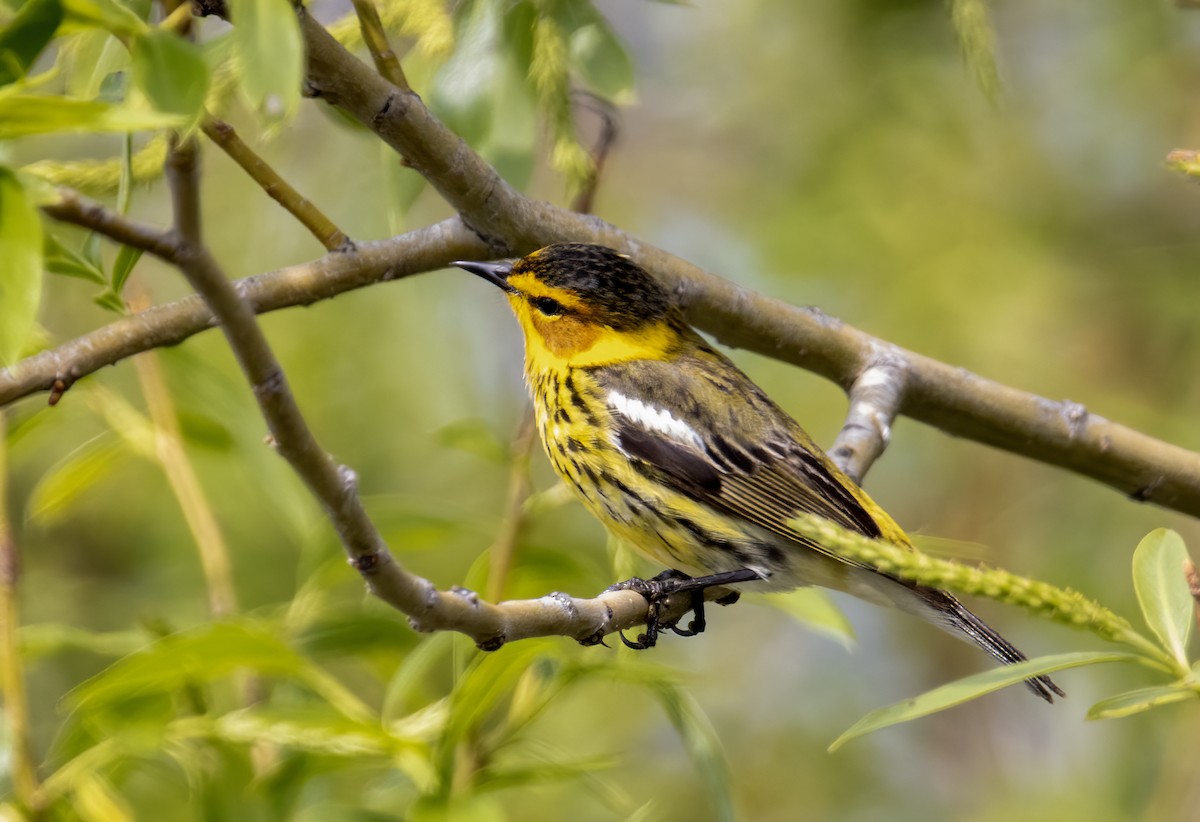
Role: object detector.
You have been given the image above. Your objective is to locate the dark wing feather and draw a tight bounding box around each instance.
[598,348,886,568]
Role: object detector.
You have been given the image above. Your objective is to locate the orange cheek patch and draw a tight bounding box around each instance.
[531,314,601,358]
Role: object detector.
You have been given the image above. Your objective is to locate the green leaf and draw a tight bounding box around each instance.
[175,409,234,451]
[110,244,142,293]
[227,0,304,121]
[435,418,508,463]
[62,30,130,100]
[949,0,1001,105]
[0,168,44,365]
[207,707,399,757]
[61,0,147,37]
[654,683,734,822]
[1087,684,1199,720]
[130,28,209,120]
[0,92,184,138]
[754,589,855,650]
[44,231,107,284]
[92,289,127,314]
[0,0,63,87]
[20,623,145,661]
[27,435,127,523]
[569,19,634,103]
[1133,528,1195,667]
[428,0,501,146]
[67,622,309,712]
[829,651,1141,752]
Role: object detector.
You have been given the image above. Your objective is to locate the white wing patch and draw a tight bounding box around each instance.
[607,390,703,448]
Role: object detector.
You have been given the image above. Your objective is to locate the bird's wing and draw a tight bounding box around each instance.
[592,344,889,567]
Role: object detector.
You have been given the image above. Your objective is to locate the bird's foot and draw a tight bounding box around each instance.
[606,567,763,650]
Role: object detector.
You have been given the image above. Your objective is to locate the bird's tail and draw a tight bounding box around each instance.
[920,586,1064,703]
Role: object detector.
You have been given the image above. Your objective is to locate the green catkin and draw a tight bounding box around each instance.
[790,514,1138,645]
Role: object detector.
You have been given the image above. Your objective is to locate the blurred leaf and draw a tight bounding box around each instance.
[175,409,234,451]
[654,683,733,822]
[428,0,500,146]
[67,621,310,712]
[1087,684,1198,720]
[480,42,536,190]
[130,28,209,119]
[62,30,129,99]
[206,707,399,757]
[27,436,127,524]
[435,418,508,464]
[476,754,618,792]
[0,168,43,365]
[21,623,146,661]
[409,794,505,822]
[382,143,427,231]
[227,0,304,121]
[110,244,142,293]
[71,773,133,822]
[86,385,155,456]
[294,609,417,659]
[829,652,1141,752]
[0,0,63,87]
[1132,529,1194,667]
[382,632,455,723]
[948,0,1000,104]
[44,230,107,284]
[569,18,634,103]
[92,288,127,314]
[0,91,183,138]
[754,589,855,650]
[61,0,147,37]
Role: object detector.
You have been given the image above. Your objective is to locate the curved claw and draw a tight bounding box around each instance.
[619,629,654,650]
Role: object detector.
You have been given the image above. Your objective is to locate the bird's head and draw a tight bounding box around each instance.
[454,243,683,369]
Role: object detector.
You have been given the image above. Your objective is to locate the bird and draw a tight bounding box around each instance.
[454,243,1063,702]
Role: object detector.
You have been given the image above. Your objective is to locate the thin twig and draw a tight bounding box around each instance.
[201,117,352,252]
[0,412,40,808]
[10,209,485,407]
[349,0,408,90]
[570,92,619,215]
[129,292,239,616]
[829,353,908,484]
[42,188,179,261]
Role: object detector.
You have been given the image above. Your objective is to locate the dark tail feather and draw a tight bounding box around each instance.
[937,592,1065,703]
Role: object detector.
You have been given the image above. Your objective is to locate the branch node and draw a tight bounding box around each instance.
[476,633,506,652]
[543,591,577,618]
[829,352,909,483]
[338,464,359,494]
[252,367,287,400]
[48,376,73,407]
[350,550,381,574]
[451,585,480,608]
[1060,400,1090,439]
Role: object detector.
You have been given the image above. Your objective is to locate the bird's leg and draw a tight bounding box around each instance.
[607,568,764,649]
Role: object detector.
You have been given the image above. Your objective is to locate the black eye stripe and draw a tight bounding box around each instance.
[532,296,565,316]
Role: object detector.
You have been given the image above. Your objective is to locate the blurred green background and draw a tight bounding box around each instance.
[7,0,1200,818]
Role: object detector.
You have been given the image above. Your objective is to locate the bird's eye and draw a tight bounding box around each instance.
[531,296,565,316]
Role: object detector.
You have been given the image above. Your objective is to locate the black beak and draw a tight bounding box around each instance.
[452,260,516,293]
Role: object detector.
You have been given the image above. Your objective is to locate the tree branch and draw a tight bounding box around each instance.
[201,117,352,252]
[349,0,408,91]
[829,352,908,484]
[41,187,179,262]
[4,216,486,406]
[297,15,1200,518]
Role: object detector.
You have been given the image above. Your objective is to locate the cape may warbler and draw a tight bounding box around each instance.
[455,243,1061,701]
